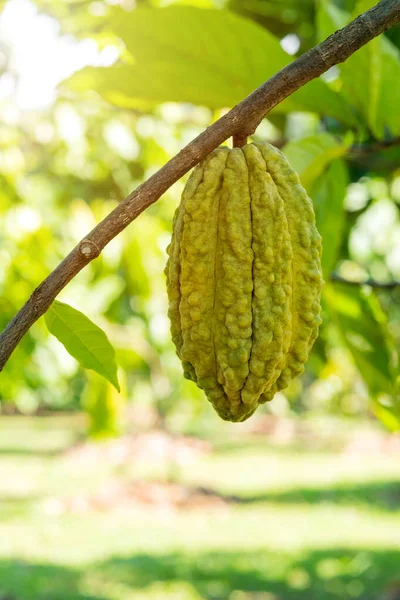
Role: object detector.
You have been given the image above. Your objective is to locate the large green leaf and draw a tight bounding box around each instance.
[44,300,120,391]
[283,134,350,280]
[317,0,400,138]
[311,158,349,279]
[324,282,399,426]
[67,6,289,110]
[65,5,359,126]
[83,371,126,439]
[341,35,400,139]
[277,79,360,128]
[283,133,351,191]
[316,0,348,44]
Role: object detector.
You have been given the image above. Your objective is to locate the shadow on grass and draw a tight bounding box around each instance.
[95,547,400,599]
[1,548,399,600]
[235,480,400,512]
[0,560,107,600]
[176,478,400,513]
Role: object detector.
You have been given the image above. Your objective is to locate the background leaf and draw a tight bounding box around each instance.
[323,282,398,411]
[283,133,352,191]
[64,4,359,127]
[83,370,126,439]
[311,158,349,279]
[277,79,360,128]
[316,0,348,44]
[44,300,120,392]
[317,0,400,138]
[67,6,289,109]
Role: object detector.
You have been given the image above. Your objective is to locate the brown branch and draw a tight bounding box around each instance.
[232,133,249,148]
[331,273,400,290]
[349,135,400,156]
[1,0,399,370]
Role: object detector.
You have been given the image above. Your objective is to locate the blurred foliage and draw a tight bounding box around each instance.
[83,370,126,438]
[227,0,316,50]
[1,0,400,432]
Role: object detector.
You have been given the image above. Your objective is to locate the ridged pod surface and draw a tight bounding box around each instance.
[165,142,323,422]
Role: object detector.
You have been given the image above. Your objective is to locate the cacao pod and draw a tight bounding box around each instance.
[165,142,323,422]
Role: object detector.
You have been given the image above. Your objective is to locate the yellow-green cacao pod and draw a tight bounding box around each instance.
[165,142,323,422]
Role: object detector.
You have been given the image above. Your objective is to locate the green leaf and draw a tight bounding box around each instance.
[66,6,289,110]
[341,38,400,139]
[64,4,358,126]
[44,300,120,392]
[277,79,360,128]
[311,158,349,279]
[274,1,359,127]
[318,0,400,138]
[283,133,352,191]
[374,37,400,137]
[316,0,348,44]
[324,282,399,423]
[373,403,400,433]
[83,371,126,439]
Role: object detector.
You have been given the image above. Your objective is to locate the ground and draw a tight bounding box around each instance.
[0,413,400,599]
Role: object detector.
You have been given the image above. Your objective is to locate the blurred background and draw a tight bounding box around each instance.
[1,0,400,598]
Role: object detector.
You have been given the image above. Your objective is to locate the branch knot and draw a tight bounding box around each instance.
[79,239,101,259]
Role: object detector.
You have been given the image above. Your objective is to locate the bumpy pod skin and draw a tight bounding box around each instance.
[165,142,323,422]
[255,143,323,404]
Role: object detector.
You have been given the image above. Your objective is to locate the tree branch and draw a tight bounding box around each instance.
[348,136,400,156]
[1,0,399,370]
[331,273,400,289]
[232,133,249,148]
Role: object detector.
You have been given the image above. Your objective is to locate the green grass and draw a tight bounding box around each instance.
[0,414,399,599]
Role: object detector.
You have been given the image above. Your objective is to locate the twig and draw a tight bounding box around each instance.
[232,133,249,148]
[349,136,400,156]
[1,0,399,370]
[331,273,400,289]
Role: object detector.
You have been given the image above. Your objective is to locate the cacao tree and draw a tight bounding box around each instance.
[0,0,400,432]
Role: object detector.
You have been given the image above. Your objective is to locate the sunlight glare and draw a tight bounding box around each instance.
[280,33,300,55]
[0,0,119,110]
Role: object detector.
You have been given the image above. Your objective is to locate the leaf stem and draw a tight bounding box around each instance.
[232,133,249,148]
